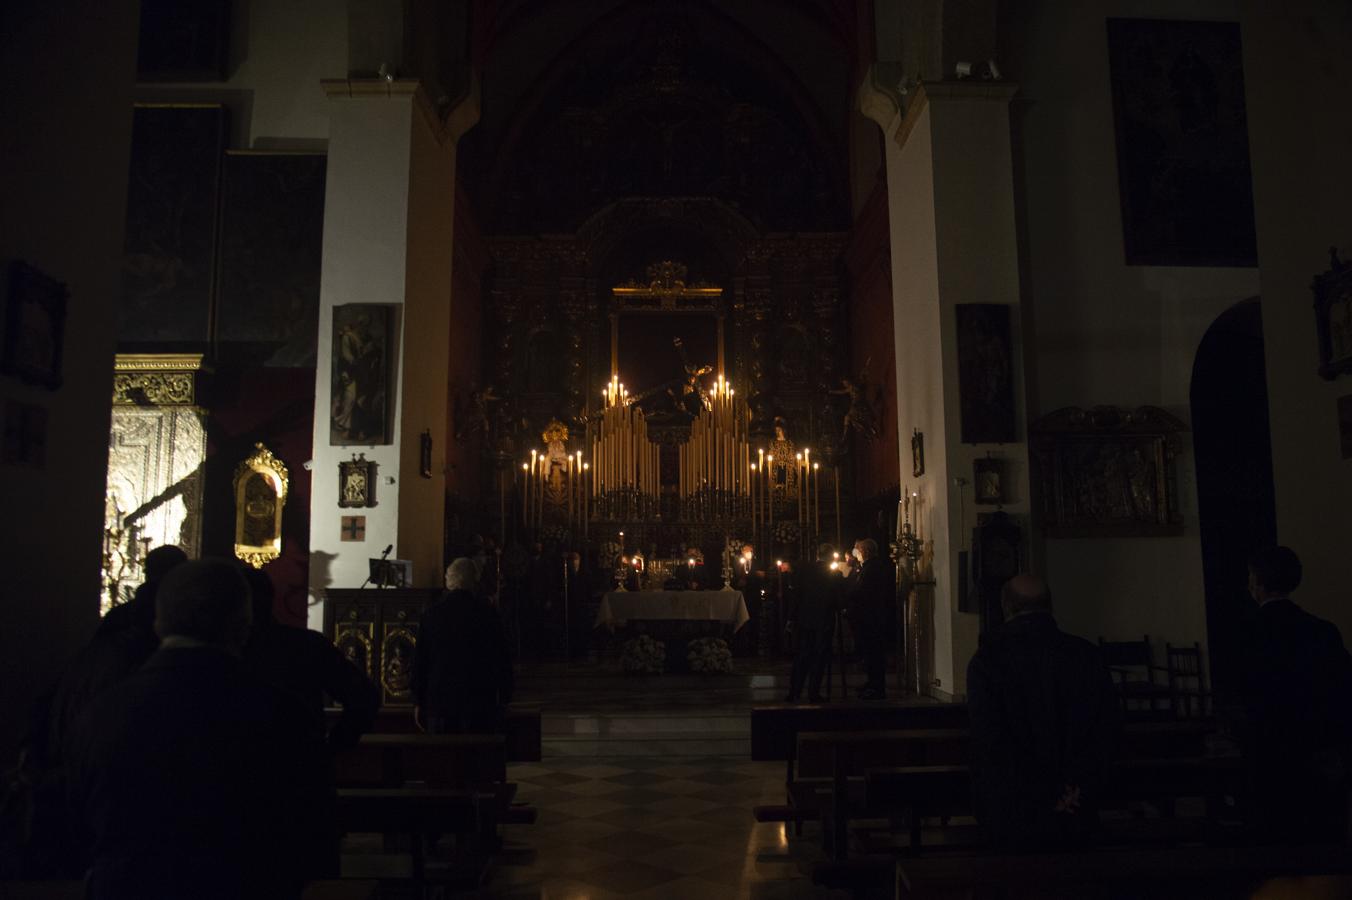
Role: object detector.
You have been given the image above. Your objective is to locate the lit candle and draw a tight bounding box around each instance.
[813,461,820,536]
[522,462,528,526]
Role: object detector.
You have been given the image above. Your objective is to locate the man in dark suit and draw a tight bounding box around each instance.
[1238,546,1352,842]
[64,558,332,899]
[786,544,843,702]
[240,565,378,751]
[413,557,515,733]
[843,538,894,699]
[966,575,1119,849]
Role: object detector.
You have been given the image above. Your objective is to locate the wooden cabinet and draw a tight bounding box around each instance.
[324,588,441,706]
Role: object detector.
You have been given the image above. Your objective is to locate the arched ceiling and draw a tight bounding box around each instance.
[463,0,857,234]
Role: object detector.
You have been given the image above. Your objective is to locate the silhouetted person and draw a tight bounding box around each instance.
[844,538,893,699]
[46,547,189,763]
[1237,546,1352,842]
[967,575,1119,849]
[240,566,378,751]
[64,558,332,899]
[786,544,842,702]
[95,545,188,638]
[413,558,514,733]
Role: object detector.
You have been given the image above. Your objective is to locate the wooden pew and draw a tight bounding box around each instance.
[894,843,1352,899]
[336,788,487,885]
[750,703,968,828]
[334,733,507,788]
[326,704,543,762]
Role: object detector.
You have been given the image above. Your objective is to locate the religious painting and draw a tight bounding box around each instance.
[335,623,373,678]
[956,304,1015,444]
[974,456,1005,505]
[615,312,721,424]
[232,443,290,568]
[120,105,226,343]
[381,625,417,705]
[1312,249,1352,380]
[2,400,47,468]
[912,430,925,478]
[216,152,327,366]
[136,0,232,81]
[2,262,67,389]
[1339,395,1352,460]
[1030,406,1186,538]
[330,304,393,445]
[339,515,366,542]
[1106,19,1257,267]
[338,454,376,508]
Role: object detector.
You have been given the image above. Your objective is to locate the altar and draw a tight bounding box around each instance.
[595,589,749,632]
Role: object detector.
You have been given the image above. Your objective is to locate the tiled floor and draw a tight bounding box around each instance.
[469,757,846,899]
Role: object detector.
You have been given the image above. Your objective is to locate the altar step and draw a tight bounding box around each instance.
[542,711,750,758]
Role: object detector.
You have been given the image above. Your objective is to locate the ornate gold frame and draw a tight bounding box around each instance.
[233,442,290,568]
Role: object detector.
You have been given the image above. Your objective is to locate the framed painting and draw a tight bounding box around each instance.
[217,152,327,366]
[1106,19,1257,267]
[956,304,1015,443]
[2,262,67,389]
[974,456,1006,505]
[330,304,393,445]
[338,454,376,508]
[1030,406,1186,538]
[1312,248,1352,380]
[120,104,227,344]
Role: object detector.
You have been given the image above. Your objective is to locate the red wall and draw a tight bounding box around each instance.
[201,366,315,627]
[845,180,899,500]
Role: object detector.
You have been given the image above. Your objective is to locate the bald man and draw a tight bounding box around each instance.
[966,575,1119,848]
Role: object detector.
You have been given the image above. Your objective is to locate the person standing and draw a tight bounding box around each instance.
[966,575,1119,849]
[1237,546,1352,842]
[786,544,842,702]
[413,558,515,733]
[844,538,893,700]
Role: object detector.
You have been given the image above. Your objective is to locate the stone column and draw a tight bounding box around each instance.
[862,77,1032,699]
[308,79,477,623]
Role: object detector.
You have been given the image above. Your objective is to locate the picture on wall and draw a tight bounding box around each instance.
[216,152,327,366]
[330,304,392,445]
[956,304,1015,443]
[1312,249,1352,381]
[120,104,227,343]
[2,261,67,389]
[1106,19,1257,267]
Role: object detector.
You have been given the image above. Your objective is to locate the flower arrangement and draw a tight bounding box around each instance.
[687,637,733,674]
[620,634,666,674]
[772,521,801,546]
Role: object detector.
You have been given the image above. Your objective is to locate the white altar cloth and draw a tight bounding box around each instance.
[595,590,750,632]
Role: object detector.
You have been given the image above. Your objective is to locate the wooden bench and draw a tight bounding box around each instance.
[327,704,543,762]
[894,843,1352,899]
[750,703,968,829]
[336,788,487,884]
[334,733,507,788]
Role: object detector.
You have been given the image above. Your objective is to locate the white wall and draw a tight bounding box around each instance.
[141,0,347,147]
[0,0,140,757]
[1004,1,1261,656]
[308,91,413,623]
[1241,0,1352,638]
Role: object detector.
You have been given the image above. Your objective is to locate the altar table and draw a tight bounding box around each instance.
[595,590,750,632]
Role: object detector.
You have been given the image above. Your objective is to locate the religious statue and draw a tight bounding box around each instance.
[455,384,501,440]
[667,336,713,420]
[767,416,798,500]
[830,363,882,443]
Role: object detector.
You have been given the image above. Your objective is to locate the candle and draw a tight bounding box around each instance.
[834,465,842,548]
[521,463,528,526]
[814,462,820,536]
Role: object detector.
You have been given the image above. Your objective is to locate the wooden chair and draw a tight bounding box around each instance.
[1165,642,1207,718]
[1099,635,1173,718]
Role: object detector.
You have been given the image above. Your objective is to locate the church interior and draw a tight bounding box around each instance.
[4,0,1352,897]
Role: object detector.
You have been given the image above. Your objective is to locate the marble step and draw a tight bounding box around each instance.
[543,712,749,736]
[544,734,750,758]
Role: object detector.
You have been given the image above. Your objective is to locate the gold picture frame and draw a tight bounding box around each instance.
[233,442,289,568]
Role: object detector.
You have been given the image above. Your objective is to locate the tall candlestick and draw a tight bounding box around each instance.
[814,462,820,536]
[521,463,528,528]
[834,466,842,548]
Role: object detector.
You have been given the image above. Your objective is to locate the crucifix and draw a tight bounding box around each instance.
[340,515,366,542]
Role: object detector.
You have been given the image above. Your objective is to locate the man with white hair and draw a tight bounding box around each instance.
[64,558,331,898]
[413,557,514,732]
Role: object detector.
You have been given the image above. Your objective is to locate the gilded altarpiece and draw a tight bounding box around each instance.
[103,354,208,610]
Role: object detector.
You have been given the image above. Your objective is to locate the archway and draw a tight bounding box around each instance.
[1190,298,1276,698]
